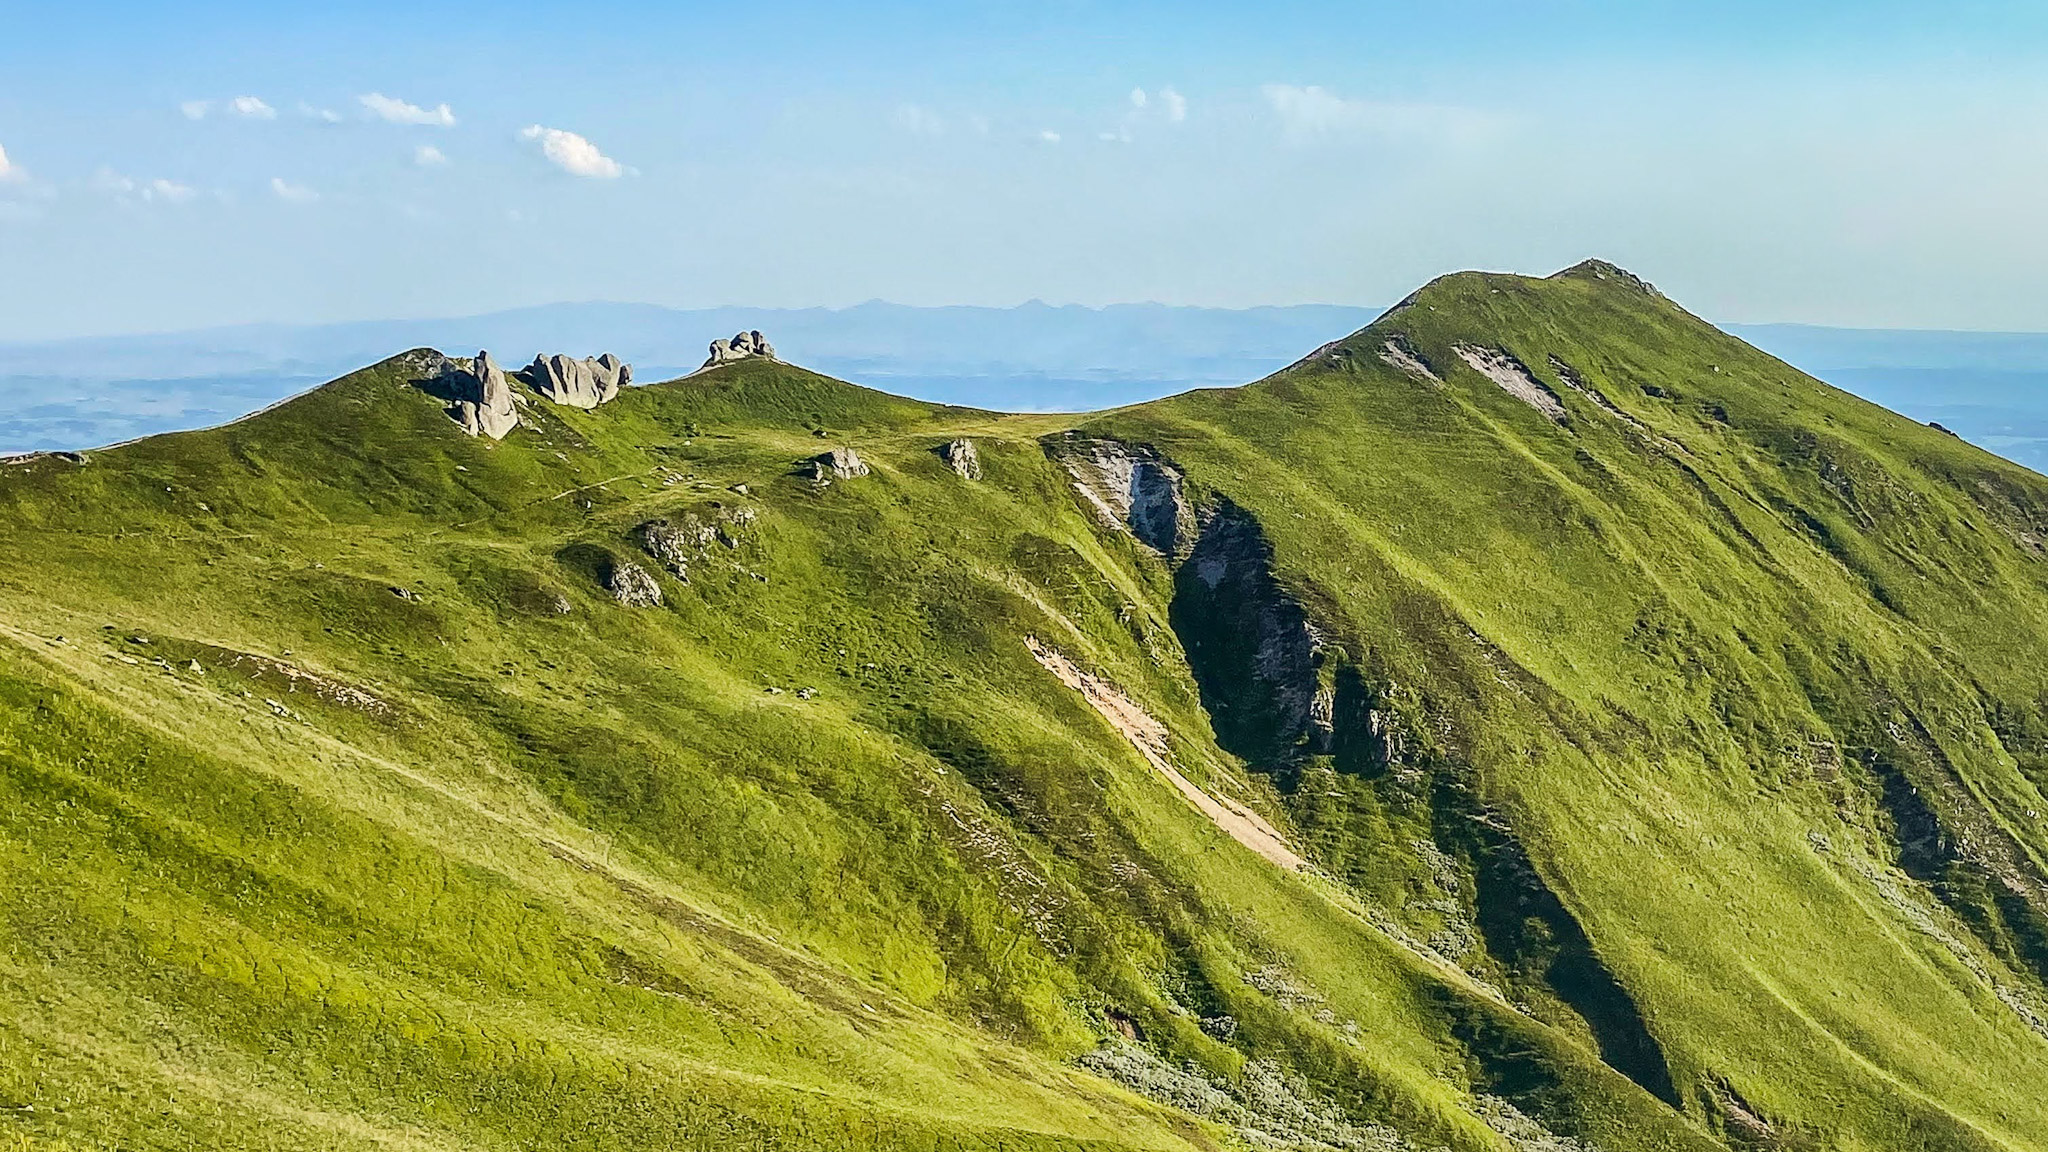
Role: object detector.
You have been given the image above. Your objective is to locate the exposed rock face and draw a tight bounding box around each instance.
[636,505,761,582]
[810,447,869,481]
[1173,500,1332,763]
[939,438,982,480]
[594,352,632,392]
[605,559,662,607]
[637,519,702,581]
[450,350,518,439]
[1054,437,1191,557]
[521,352,630,409]
[703,330,777,367]
[1453,344,1567,422]
[1377,338,1441,384]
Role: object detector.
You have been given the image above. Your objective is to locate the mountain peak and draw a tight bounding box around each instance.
[1549,258,1664,297]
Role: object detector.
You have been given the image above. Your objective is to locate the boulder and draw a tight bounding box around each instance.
[605,560,663,607]
[810,447,870,481]
[592,352,631,399]
[938,438,982,480]
[453,350,518,439]
[702,330,778,368]
[522,352,633,409]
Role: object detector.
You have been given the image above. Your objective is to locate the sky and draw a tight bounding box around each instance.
[9,1,2048,339]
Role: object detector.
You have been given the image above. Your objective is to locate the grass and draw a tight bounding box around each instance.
[1,267,2046,1150]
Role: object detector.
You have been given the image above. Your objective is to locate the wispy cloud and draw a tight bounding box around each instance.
[414,144,449,167]
[229,96,276,120]
[1130,88,1149,110]
[92,169,199,204]
[179,99,212,121]
[1037,129,1062,144]
[1160,87,1187,123]
[360,92,456,127]
[144,178,196,203]
[1261,84,1500,144]
[894,103,946,137]
[299,102,343,124]
[270,176,318,203]
[0,142,22,183]
[520,125,625,178]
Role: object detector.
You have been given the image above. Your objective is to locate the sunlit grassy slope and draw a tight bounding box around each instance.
[4,262,2048,1151]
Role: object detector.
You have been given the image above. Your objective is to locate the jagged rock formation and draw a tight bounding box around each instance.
[1053,436,1191,557]
[521,352,631,409]
[704,330,777,367]
[604,559,662,607]
[811,447,869,481]
[635,506,760,583]
[1174,498,1333,762]
[939,438,982,480]
[449,350,518,439]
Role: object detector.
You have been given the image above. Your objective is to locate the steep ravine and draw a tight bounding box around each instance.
[1052,434,1684,1115]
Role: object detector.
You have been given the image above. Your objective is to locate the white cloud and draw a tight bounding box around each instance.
[1160,87,1187,123]
[144,178,196,204]
[91,169,198,205]
[1037,129,1062,144]
[229,96,276,120]
[90,167,135,194]
[520,125,624,178]
[1130,87,1148,109]
[270,177,318,203]
[0,143,21,183]
[894,103,945,137]
[180,99,213,120]
[299,103,343,124]
[1260,84,1499,144]
[360,92,456,127]
[414,144,449,167]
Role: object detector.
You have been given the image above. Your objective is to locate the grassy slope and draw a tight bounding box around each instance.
[0,265,2043,1151]
[1097,264,2048,1150]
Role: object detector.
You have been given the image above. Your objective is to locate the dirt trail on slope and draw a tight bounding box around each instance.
[1026,637,1306,872]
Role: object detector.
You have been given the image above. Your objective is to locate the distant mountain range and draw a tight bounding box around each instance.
[7,300,2048,472]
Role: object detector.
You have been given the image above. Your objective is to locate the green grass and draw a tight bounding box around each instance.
[2,268,2047,1150]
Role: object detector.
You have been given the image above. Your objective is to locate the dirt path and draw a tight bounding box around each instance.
[1025,637,1306,872]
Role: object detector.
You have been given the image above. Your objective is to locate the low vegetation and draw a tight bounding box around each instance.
[3,261,2046,1150]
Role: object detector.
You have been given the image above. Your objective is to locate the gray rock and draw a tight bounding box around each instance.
[455,350,518,439]
[592,352,631,399]
[810,447,870,481]
[702,329,778,368]
[605,560,663,607]
[637,517,711,580]
[938,438,982,480]
[1056,437,1191,556]
[522,352,633,409]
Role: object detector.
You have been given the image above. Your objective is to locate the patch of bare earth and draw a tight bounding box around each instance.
[1453,344,1567,422]
[1025,637,1306,872]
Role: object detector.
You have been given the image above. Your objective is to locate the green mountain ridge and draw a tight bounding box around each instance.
[4,259,2048,1151]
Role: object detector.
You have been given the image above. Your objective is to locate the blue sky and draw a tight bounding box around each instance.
[8,1,2048,338]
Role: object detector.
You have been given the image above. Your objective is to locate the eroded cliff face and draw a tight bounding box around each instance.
[1046,433,1692,1110]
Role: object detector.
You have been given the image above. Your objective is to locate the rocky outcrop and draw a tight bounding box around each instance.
[704,330,777,367]
[450,350,518,439]
[521,352,631,409]
[810,447,869,482]
[636,505,762,585]
[605,559,662,607]
[1453,344,1567,422]
[1377,337,1441,384]
[1052,436,1191,557]
[1173,499,1332,764]
[939,438,982,480]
